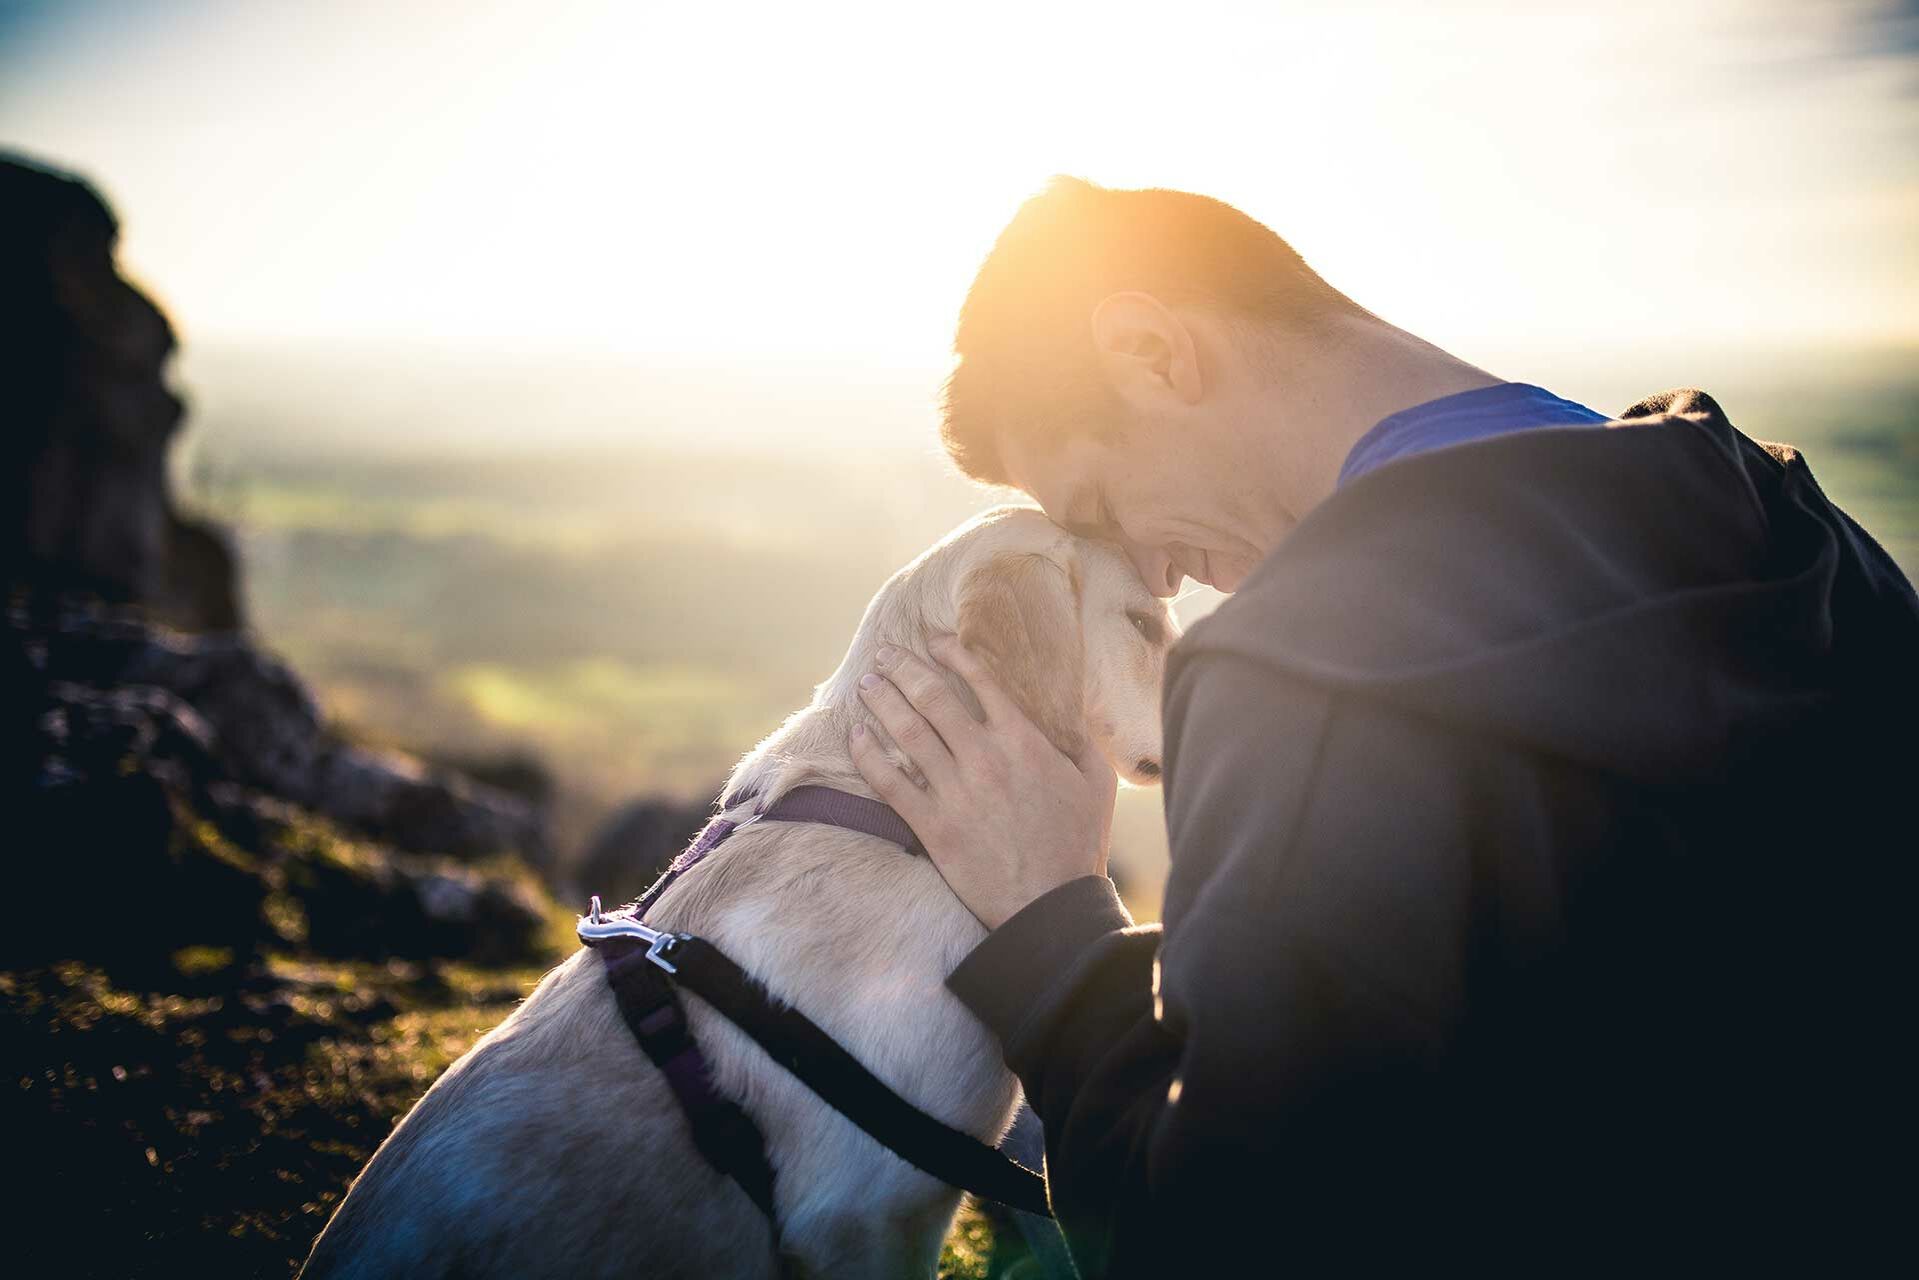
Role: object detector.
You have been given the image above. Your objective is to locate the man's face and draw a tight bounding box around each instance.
[998,407,1284,598]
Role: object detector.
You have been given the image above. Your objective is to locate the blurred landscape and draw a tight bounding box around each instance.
[172,340,1220,912]
[174,339,1919,915]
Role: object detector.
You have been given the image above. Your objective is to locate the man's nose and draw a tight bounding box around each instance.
[1122,539,1183,598]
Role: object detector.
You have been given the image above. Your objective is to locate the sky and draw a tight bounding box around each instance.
[3,0,1916,373]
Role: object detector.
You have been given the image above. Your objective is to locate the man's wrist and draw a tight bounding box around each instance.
[947,874,1135,1044]
[974,863,1103,930]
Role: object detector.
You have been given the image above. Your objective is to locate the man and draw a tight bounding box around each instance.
[847,178,1917,1274]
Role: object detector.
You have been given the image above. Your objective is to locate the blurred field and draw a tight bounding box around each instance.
[176,341,1919,919]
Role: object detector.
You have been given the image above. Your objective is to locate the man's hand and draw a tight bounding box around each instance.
[847,634,1118,930]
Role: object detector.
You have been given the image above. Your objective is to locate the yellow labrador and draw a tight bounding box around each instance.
[301,507,1175,1279]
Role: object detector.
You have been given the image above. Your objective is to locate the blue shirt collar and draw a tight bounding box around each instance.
[1338,382,1610,488]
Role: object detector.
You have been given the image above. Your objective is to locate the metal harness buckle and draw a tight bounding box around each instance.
[576,895,688,974]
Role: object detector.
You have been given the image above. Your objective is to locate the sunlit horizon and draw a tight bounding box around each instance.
[4,0,1916,377]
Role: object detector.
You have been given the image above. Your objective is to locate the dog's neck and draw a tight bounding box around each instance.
[723,626,981,814]
[721,571,990,809]
[722,529,1000,816]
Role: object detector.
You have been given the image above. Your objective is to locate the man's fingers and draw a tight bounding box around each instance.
[926,633,1025,730]
[857,669,958,782]
[872,645,981,751]
[847,723,932,824]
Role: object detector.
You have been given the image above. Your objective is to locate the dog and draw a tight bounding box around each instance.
[300,506,1176,1278]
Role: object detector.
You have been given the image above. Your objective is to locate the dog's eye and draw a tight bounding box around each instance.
[1127,611,1164,645]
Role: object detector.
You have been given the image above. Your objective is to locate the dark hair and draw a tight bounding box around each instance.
[940,177,1356,483]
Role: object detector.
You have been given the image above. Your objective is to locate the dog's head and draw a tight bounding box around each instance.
[947,509,1177,785]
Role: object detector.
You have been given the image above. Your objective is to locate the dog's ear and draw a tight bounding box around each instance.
[957,552,1086,757]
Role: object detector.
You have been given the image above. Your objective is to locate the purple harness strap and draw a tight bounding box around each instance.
[630,784,922,919]
[595,938,778,1217]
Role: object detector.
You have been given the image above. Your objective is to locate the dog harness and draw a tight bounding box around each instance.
[577,785,1051,1223]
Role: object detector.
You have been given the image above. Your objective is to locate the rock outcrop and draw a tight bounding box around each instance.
[2,152,240,632]
[22,596,547,866]
[9,594,554,979]
[1,153,567,1275]
[3,152,552,980]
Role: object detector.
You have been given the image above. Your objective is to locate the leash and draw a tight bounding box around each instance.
[578,787,1052,1221]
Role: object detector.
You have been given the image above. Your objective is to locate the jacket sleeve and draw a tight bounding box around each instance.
[947,651,1537,1275]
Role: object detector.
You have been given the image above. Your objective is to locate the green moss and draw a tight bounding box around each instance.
[5,946,1038,1275]
[940,1204,998,1278]
[2,950,553,1276]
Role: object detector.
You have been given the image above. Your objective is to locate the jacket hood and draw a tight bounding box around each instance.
[1174,390,1919,786]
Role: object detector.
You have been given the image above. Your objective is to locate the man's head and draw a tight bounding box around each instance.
[941,177,1367,595]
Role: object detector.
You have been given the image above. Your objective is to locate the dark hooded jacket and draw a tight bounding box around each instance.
[948,391,1918,1275]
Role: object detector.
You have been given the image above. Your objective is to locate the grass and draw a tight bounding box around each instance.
[1,948,552,1276]
[3,930,1030,1276]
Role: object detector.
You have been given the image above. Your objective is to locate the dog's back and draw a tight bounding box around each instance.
[303,824,1008,1279]
[303,949,783,1279]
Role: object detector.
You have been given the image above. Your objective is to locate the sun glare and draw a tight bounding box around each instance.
[2,0,1914,373]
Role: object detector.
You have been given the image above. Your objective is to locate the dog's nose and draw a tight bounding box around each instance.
[1136,759,1161,778]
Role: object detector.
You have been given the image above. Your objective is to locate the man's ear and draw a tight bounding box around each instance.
[956,552,1087,757]
[1090,291,1204,408]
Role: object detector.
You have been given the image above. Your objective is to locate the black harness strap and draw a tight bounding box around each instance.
[586,931,1051,1219]
[661,934,1052,1218]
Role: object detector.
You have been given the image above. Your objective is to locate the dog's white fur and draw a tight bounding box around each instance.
[300,507,1176,1279]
